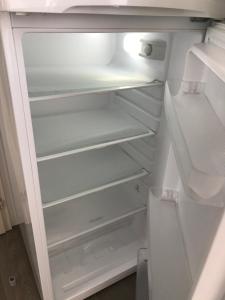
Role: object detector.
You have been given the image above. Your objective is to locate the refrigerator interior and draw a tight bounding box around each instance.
[19,29,225,300]
[21,31,167,299]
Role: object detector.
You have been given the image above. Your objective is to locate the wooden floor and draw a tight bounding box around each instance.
[0,226,136,300]
[86,274,136,300]
[0,226,40,300]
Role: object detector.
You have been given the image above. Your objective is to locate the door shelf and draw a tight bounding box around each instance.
[165,82,225,203]
[33,107,154,162]
[44,182,146,251]
[29,79,163,102]
[39,146,148,208]
[49,212,145,300]
[191,43,225,83]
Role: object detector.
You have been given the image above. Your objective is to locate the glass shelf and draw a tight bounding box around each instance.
[27,66,163,100]
[44,181,146,250]
[33,107,154,162]
[39,146,148,208]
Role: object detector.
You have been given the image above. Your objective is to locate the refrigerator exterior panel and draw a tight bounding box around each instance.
[0,12,54,300]
[0,0,225,18]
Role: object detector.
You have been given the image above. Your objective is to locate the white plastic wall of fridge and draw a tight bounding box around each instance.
[148,191,192,300]
[1,0,225,18]
[190,208,225,300]
[178,190,223,281]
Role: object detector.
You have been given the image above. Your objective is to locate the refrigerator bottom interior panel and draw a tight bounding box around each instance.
[49,212,146,300]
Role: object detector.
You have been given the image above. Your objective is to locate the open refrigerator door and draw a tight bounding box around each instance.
[147,22,225,300]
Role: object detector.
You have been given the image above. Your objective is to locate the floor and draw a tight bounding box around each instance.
[0,226,40,300]
[0,226,136,300]
[86,274,136,300]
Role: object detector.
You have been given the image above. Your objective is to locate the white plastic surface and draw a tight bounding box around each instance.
[148,192,192,300]
[1,0,225,18]
[178,191,222,280]
[191,43,225,84]
[191,208,225,300]
[49,213,145,300]
[38,146,147,206]
[165,26,225,204]
[165,83,225,202]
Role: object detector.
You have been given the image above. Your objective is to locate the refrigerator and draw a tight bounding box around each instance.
[0,1,225,300]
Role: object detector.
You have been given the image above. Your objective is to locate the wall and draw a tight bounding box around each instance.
[22,32,116,67]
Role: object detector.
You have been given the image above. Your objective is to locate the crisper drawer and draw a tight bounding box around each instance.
[49,210,146,300]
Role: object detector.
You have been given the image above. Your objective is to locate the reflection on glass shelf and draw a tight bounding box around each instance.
[39,146,148,208]
[33,107,154,162]
[27,66,163,100]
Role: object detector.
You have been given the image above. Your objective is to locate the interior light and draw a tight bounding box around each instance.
[123,33,142,58]
[124,34,167,61]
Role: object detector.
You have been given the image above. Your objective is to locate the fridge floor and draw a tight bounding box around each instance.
[85,273,136,300]
[0,226,40,300]
[49,213,145,300]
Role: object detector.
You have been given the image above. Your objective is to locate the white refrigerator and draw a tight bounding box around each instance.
[0,1,225,300]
